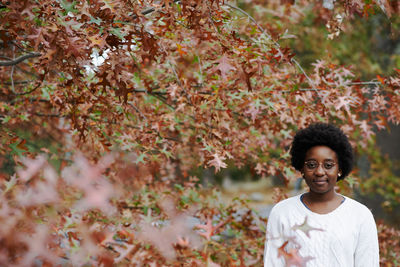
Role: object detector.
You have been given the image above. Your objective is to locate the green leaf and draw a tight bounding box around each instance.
[110,27,126,39]
[174,184,184,191]
[160,147,174,159]
[89,16,102,25]
[135,153,146,164]
[4,174,17,193]
[9,142,26,157]
[59,0,78,14]
[346,176,357,188]
[1,116,11,123]
[264,97,275,111]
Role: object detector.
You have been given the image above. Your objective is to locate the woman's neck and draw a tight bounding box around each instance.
[306,190,339,203]
[302,190,344,214]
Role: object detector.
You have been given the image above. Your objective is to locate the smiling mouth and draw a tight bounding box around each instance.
[313,180,328,185]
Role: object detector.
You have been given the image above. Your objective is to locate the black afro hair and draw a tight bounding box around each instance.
[290,123,353,180]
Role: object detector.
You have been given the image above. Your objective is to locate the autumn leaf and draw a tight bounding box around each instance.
[377,75,386,84]
[17,155,47,182]
[195,217,215,241]
[88,33,109,49]
[278,241,314,267]
[18,224,59,266]
[335,96,351,111]
[207,153,228,173]
[4,174,17,193]
[291,216,323,238]
[195,217,228,241]
[255,162,265,175]
[211,55,236,80]
[136,212,203,260]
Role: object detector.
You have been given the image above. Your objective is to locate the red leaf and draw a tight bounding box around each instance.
[195,217,226,241]
[278,240,314,267]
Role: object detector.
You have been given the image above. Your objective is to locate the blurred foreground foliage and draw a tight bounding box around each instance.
[0,154,267,266]
[0,154,399,266]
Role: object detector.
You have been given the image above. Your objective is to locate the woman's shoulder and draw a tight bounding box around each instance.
[342,195,374,217]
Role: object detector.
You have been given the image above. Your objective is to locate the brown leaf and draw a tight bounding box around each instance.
[211,55,236,80]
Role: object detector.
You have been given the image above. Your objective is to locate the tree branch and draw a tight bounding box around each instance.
[0,52,41,66]
[132,89,166,95]
[11,41,32,54]
[350,81,380,85]
[131,0,181,19]
[127,102,147,120]
[2,80,33,85]
[280,80,382,93]
[150,92,175,110]
[33,112,64,117]
[12,82,42,96]
[0,55,39,78]
[224,4,266,38]
[10,45,16,92]
[6,97,50,104]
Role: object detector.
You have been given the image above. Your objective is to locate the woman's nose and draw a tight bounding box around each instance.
[315,164,325,175]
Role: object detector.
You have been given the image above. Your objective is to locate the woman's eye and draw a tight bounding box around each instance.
[306,162,317,169]
[324,163,334,169]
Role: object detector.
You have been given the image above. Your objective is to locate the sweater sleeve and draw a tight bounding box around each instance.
[264,207,286,267]
[354,209,379,267]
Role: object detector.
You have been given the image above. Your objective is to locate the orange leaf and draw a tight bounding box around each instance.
[377,75,385,84]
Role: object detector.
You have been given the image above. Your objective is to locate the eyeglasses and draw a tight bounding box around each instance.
[304,160,337,172]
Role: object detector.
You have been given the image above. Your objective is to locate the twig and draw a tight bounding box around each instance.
[2,80,33,85]
[6,97,49,104]
[0,55,12,60]
[160,41,193,105]
[15,65,39,78]
[0,57,39,77]
[291,58,318,90]
[10,45,15,93]
[33,112,64,117]
[133,85,175,109]
[197,53,204,84]
[132,89,166,95]
[150,92,175,110]
[131,0,181,19]
[280,80,382,93]
[224,4,266,38]
[281,88,319,93]
[127,102,147,120]
[207,6,219,33]
[0,52,41,66]
[11,41,31,53]
[224,4,318,91]
[12,82,42,96]
[170,62,182,88]
[349,81,380,85]
[169,61,194,105]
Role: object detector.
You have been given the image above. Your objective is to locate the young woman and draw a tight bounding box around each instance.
[264,123,379,267]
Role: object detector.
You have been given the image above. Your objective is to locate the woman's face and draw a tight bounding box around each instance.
[302,145,341,195]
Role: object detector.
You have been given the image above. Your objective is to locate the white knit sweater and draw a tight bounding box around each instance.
[264,194,379,267]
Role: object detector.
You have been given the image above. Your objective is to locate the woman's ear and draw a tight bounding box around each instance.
[338,170,342,177]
